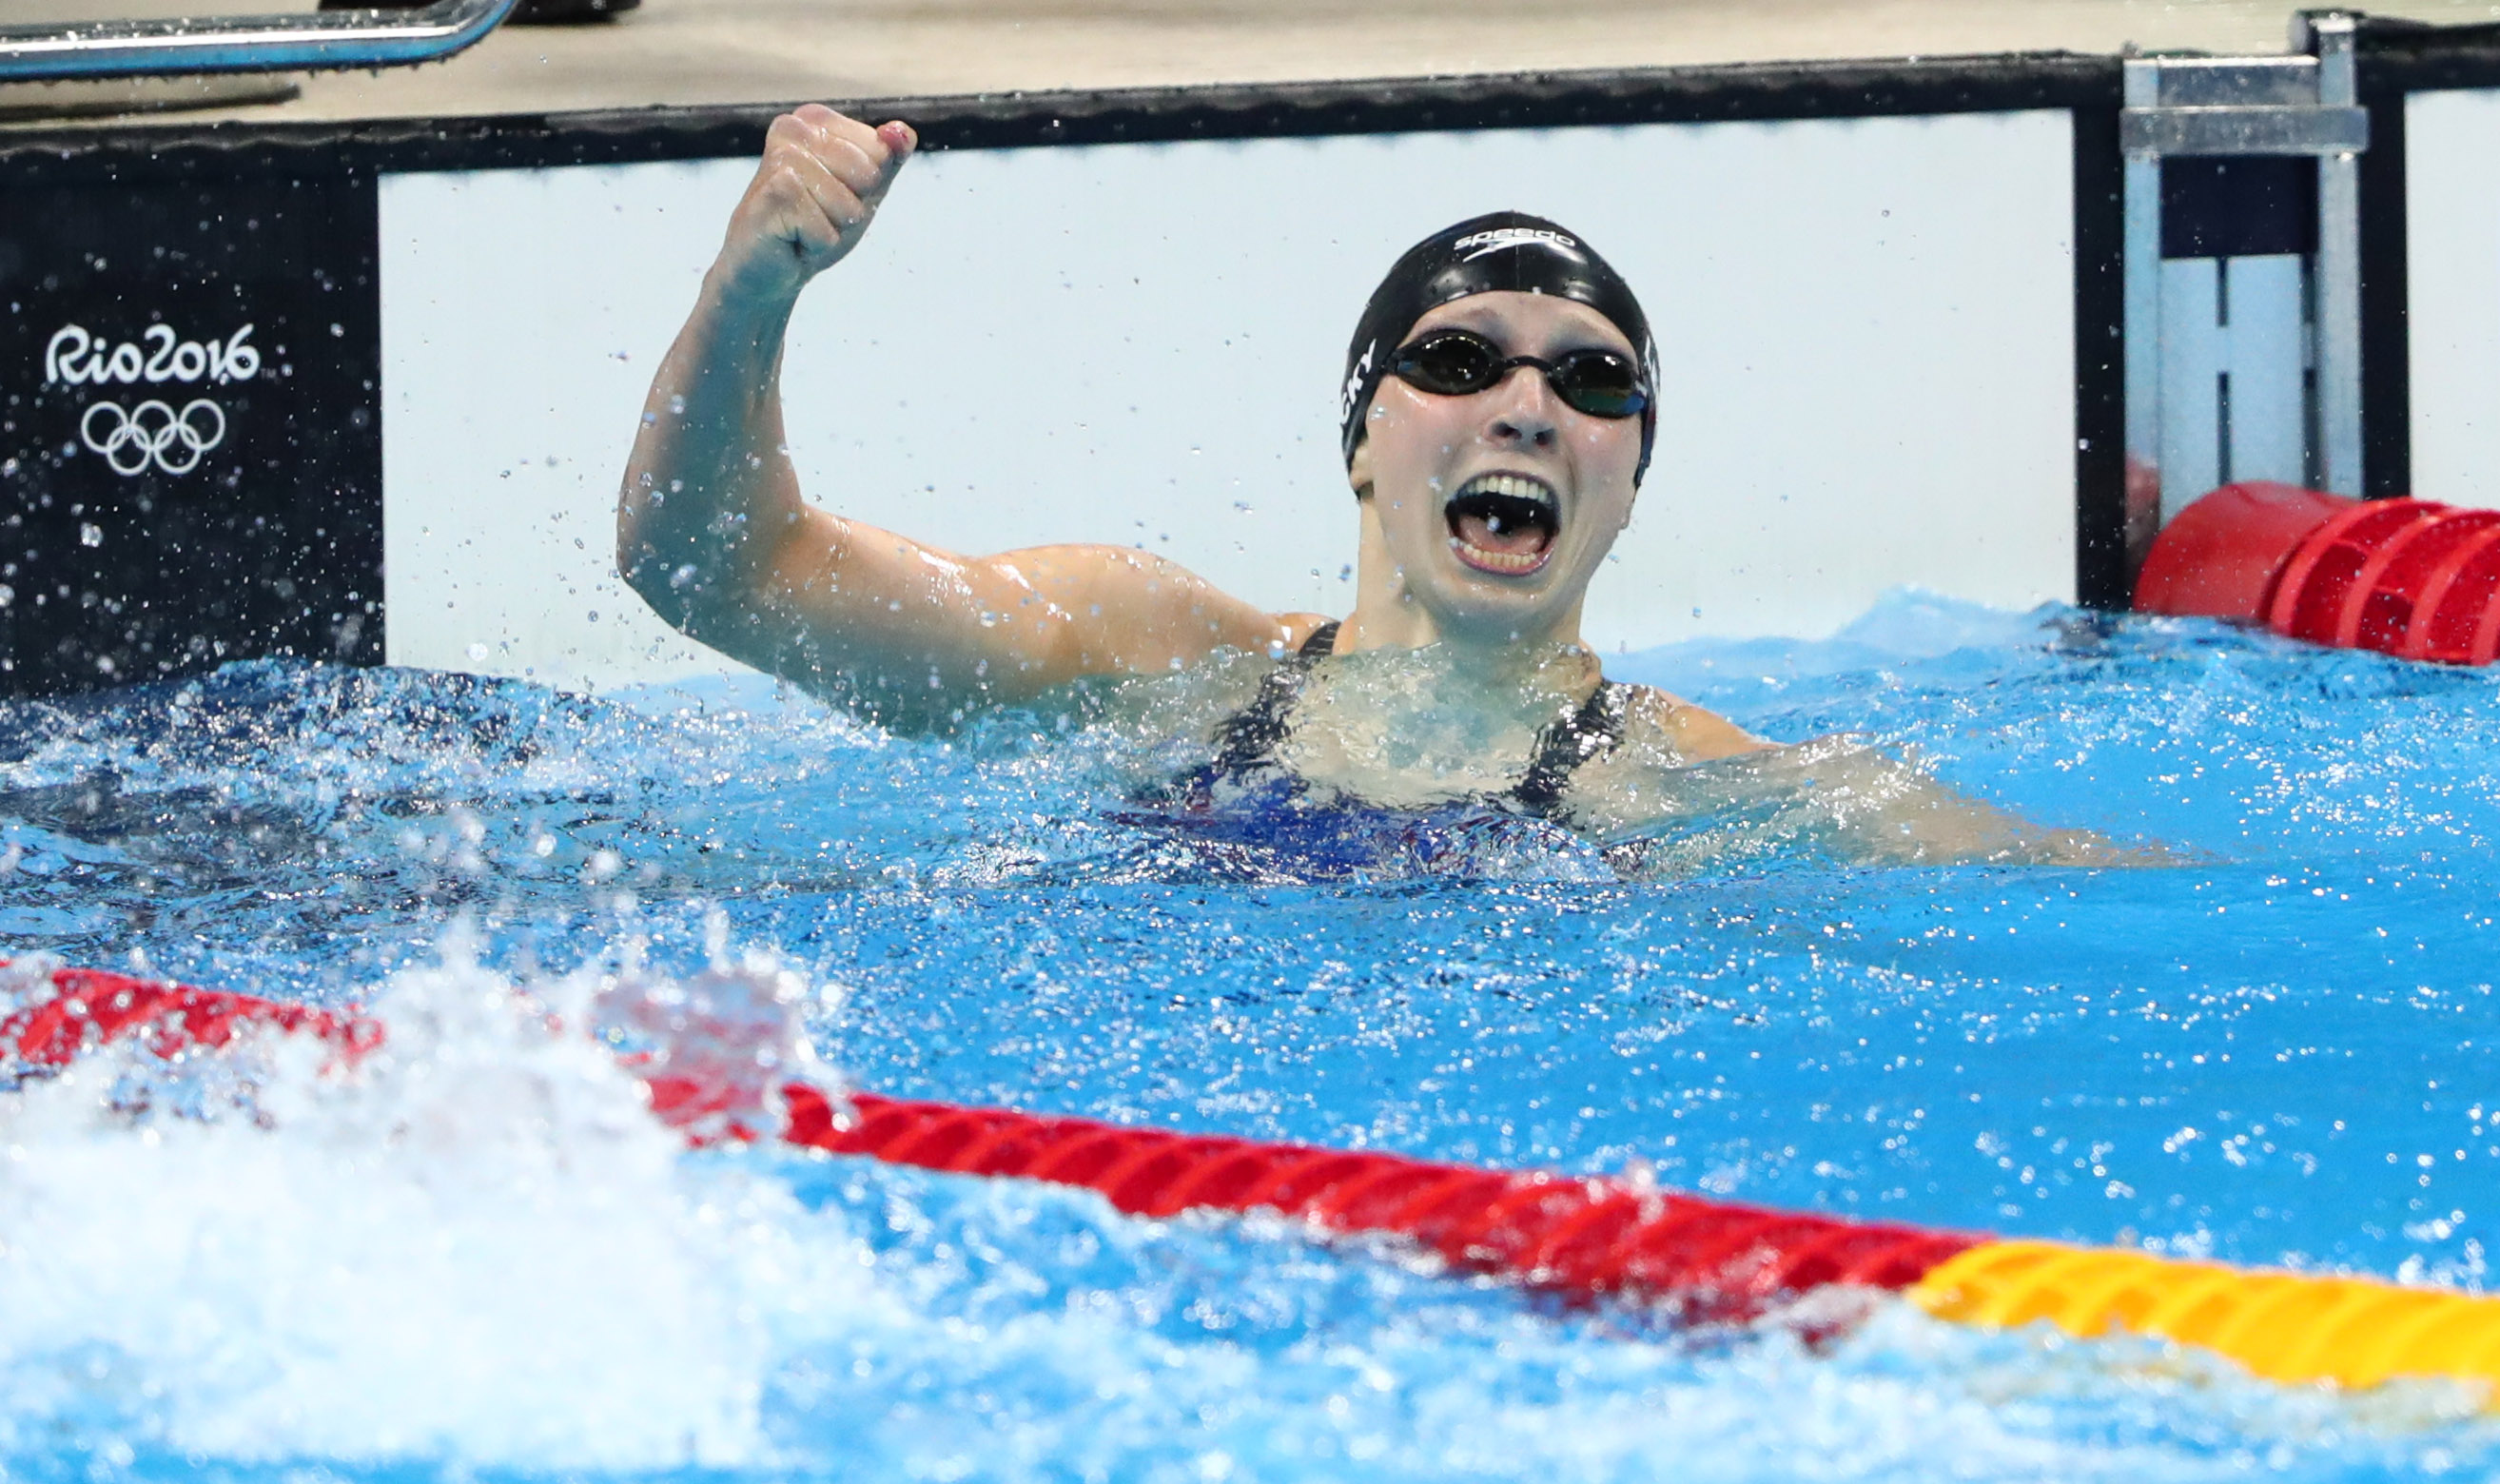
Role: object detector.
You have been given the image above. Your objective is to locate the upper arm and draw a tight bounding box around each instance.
[1626,685,1769,762]
[732,508,1304,711]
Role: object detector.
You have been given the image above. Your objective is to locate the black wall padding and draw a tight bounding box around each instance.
[0,53,2124,182]
[2072,102,2131,610]
[0,173,382,696]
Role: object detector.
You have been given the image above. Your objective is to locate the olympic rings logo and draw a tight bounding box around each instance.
[78,399,226,478]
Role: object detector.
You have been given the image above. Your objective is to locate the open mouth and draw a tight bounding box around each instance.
[1445,473,1559,576]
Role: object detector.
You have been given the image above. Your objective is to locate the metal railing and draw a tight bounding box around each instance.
[0,0,517,83]
[2121,12,2370,510]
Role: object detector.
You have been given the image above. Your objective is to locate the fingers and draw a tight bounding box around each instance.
[777,105,913,205]
[770,143,870,235]
[718,107,917,296]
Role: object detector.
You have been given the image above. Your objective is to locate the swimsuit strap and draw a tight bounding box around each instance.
[1209,619,1627,817]
[1210,620,1340,772]
[1508,679,1633,818]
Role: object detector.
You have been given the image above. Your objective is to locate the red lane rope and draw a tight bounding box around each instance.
[776,1083,1977,1311]
[3,962,1982,1314]
[0,965,380,1068]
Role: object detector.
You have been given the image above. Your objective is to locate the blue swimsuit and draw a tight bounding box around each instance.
[1116,622,1632,878]
[1201,620,1631,819]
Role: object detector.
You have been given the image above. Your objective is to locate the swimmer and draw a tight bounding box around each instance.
[619,106,2132,863]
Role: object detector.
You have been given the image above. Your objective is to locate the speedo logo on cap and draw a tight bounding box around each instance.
[1453,226,1577,261]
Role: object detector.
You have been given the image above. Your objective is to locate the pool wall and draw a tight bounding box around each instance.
[5,29,2493,696]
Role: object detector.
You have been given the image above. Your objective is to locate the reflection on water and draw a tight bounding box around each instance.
[2,590,2499,1481]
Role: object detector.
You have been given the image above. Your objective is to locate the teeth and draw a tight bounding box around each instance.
[1447,537,1548,573]
[1446,473,1558,575]
[1457,473,1555,508]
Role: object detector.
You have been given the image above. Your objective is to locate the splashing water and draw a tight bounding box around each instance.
[0,590,2497,1479]
[0,938,885,1473]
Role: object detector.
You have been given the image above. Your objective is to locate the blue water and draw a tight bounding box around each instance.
[1,590,2496,1481]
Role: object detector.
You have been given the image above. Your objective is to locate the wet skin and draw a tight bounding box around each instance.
[613,107,1727,743]
[1341,294,1644,658]
[616,106,2141,861]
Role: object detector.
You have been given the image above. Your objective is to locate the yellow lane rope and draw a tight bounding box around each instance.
[1909,1240,2500,1393]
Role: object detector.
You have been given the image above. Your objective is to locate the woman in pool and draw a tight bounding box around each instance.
[618,106,2119,861]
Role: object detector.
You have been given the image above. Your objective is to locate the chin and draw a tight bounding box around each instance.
[1422,567,1583,643]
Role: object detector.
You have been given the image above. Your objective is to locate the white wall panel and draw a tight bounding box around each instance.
[2409,88,2500,510]
[2157,255,2310,508]
[381,112,2078,689]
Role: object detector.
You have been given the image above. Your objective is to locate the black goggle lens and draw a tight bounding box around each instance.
[1390,330,1647,420]
[1394,332,1504,394]
[1545,353,1647,419]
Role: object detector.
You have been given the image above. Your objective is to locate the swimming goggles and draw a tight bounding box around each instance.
[1387,329,1650,420]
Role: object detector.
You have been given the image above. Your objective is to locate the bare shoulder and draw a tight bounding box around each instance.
[1616,682,1771,763]
[1271,612,1337,652]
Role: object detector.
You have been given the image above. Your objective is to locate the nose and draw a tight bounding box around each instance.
[1484,363,1558,450]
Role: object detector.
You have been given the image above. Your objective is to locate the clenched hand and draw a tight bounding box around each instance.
[713,105,916,304]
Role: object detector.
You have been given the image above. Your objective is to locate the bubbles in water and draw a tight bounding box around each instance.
[2,593,2499,1479]
[0,933,883,1472]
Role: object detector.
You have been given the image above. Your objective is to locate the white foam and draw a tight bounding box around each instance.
[0,943,891,1471]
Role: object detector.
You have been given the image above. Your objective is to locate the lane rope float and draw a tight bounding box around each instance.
[775,1084,1973,1320]
[2133,480,2500,665]
[8,959,2499,1396]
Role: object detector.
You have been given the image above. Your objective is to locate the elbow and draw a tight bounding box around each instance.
[616,524,698,632]
[615,524,669,610]
[615,491,698,620]
[618,525,758,645]
[615,488,659,597]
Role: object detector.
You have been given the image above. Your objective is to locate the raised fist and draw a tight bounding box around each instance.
[713,105,916,303]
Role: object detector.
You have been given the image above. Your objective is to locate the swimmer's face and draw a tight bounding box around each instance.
[1348,292,1644,644]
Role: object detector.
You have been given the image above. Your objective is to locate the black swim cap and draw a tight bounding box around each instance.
[1338,211,1658,488]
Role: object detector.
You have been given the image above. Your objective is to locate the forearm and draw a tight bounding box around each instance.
[1795,739,2140,866]
[616,272,811,630]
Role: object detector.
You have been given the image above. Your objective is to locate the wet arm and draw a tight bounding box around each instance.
[616,107,1299,721]
[620,303,1298,714]
[1630,690,2141,865]
[1787,741,2139,865]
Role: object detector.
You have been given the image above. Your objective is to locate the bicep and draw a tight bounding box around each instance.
[1631,687,1771,762]
[749,526,1293,699]
[976,543,1299,689]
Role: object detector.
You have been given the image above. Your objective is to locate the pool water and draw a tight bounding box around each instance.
[1,589,2497,1482]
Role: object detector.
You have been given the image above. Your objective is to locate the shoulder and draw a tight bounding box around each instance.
[1613,681,1770,762]
[1272,612,1338,654]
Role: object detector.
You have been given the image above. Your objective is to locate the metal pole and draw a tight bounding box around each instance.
[0,0,517,82]
[2122,58,2168,519]
[2310,12,2367,497]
